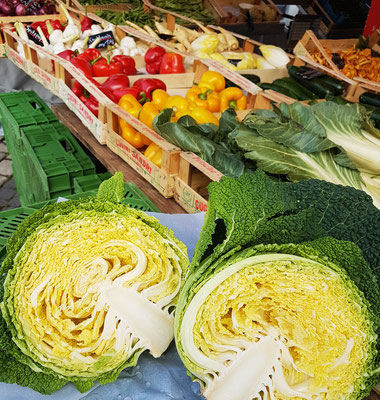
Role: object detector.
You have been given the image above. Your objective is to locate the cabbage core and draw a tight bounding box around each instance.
[180,254,373,400]
[4,211,182,378]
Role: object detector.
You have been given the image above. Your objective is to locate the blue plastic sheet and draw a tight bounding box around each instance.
[0,212,206,400]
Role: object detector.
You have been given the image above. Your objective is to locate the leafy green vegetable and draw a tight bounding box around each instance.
[0,174,188,394]
[153,108,246,178]
[175,171,380,400]
[237,101,380,207]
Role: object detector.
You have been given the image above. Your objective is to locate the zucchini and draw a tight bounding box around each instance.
[225,74,260,88]
[259,82,298,98]
[288,66,336,98]
[272,78,317,100]
[313,75,345,95]
[359,92,380,109]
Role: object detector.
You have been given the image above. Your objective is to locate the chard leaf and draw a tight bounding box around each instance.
[243,102,335,153]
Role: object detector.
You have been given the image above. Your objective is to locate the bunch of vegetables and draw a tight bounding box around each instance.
[13,3,148,58]
[153,0,215,25]
[259,65,346,100]
[0,0,56,16]
[144,46,184,74]
[115,71,247,167]
[0,173,188,394]
[175,170,380,400]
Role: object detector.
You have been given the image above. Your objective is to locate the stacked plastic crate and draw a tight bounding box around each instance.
[0,91,96,205]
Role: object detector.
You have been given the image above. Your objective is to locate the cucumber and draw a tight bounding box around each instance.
[313,75,345,96]
[288,66,336,98]
[359,92,380,109]
[259,82,298,99]
[272,78,317,100]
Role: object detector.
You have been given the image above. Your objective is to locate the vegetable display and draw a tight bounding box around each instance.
[0,173,188,394]
[0,0,56,16]
[174,171,380,400]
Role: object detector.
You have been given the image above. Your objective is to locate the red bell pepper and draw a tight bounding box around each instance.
[160,53,184,74]
[113,87,141,103]
[81,16,92,33]
[86,86,116,117]
[48,19,63,31]
[102,73,130,93]
[78,48,101,63]
[93,56,123,77]
[112,55,136,75]
[132,78,166,102]
[71,57,93,78]
[57,50,77,61]
[144,47,166,74]
[72,80,89,103]
[29,21,49,39]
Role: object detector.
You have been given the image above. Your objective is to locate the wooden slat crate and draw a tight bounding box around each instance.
[293,30,380,92]
[65,0,133,13]
[0,13,61,25]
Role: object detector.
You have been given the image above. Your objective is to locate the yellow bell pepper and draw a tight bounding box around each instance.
[219,87,247,112]
[164,95,190,122]
[198,71,225,93]
[185,87,220,113]
[139,102,160,130]
[151,89,170,111]
[184,107,219,126]
[118,94,150,149]
[144,142,162,168]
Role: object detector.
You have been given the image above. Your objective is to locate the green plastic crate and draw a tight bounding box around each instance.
[0,183,160,264]
[11,122,96,205]
[0,91,58,153]
[73,172,112,193]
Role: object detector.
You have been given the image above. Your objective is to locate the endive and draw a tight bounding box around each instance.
[0,173,188,394]
[259,44,290,68]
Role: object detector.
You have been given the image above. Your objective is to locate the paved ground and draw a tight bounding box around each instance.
[0,136,20,211]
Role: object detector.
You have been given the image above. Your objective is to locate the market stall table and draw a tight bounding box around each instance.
[51,103,185,214]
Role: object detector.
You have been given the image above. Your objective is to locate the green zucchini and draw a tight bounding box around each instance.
[313,75,345,96]
[225,74,261,88]
[288,66,336,98]
[359,92,380,109]
[272,78,317,100]
[259,82,298,98]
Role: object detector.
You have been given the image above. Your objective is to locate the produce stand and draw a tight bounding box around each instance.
[0,0,380,398]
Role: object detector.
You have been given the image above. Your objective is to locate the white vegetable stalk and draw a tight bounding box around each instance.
[259,45,290,68]
[46,20,64,46]
[60,3,81,39]
[71,36,89,53]
[36,26,53,57]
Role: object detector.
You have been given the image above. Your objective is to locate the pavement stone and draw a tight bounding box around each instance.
[0,152,6,161]
[0,141,7,153]
[3,177,16,190]
[0,188,16,201]
[0,159,12,176]
[0,199,7,210]
[7,196,21,209]
[0,175,8,187]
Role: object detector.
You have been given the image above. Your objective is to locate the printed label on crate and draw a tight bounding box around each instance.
[25,25,43,47]
[28,63,57,94]
[88,31,115,49]
[59,81,105,143]
[6,47,27,71]
[107,130,173,197]
[175,178,207,214]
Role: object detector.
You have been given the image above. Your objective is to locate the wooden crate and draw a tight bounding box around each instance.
[294,30,380,92]
[65,0,133,13]
[57,61,111,144]
[106,103,181,198]
[305,0,334,36]
[0,13,61,25]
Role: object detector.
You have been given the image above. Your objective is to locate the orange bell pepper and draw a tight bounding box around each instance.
[139,102,160,130]
[164,95,190,121]
[185,87,220,113]
[118,94,150,149]
[144,142,162,168]
[198,71,225,92]
[219,87,247,112]
[151,89,170,110]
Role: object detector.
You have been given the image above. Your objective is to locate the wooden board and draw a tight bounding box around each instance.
[51,103,185,213]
